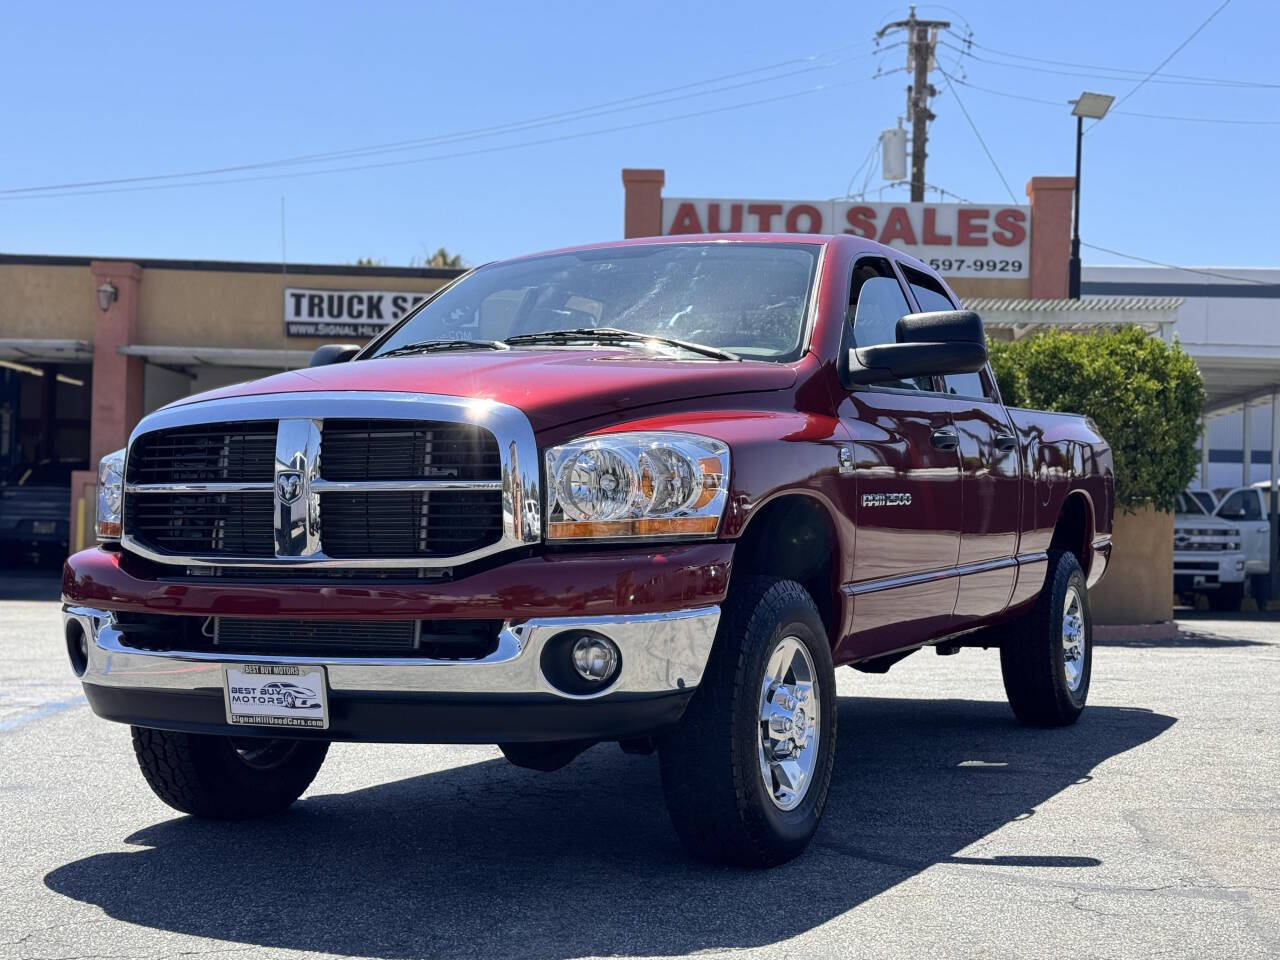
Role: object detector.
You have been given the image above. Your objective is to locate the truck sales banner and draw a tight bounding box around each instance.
[661,198,1031,278]
[284,288,430,338]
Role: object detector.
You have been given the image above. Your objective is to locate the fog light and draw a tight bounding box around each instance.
[571,635,620,683]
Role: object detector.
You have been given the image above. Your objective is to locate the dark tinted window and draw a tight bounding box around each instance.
[901,265,989,400]
[1218,490,1262,521]
[848,258,931,391]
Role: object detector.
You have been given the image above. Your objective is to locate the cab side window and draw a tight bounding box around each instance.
[900,265,990,400]
[848,258,931,391]
[1218,490,1263,521]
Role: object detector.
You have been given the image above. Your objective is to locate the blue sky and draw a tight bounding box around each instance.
[1,0,1275,267]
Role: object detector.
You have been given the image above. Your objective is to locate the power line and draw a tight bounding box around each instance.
[1104,0,1234,121]
[938,70,1017,203]
[4,40,886,197]
[941,72,1280,125]
[3,78,872,202]
[843,138,882,199]
[943,27,1276,89]
[1081,242,1273,285]
[939,38,1273,90]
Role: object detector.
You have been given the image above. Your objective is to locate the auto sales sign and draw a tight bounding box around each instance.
[284,288,430,338]
[661,198,1030,278]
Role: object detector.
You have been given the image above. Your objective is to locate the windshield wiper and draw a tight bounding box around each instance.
[377,338,509,358]
[504,326,739,361]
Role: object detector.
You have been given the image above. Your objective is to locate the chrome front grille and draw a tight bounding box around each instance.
[318,490,502,558]
[320,419,501,481]
[126,422,276,484]
[129,491,276,557]
[120,392,540,568]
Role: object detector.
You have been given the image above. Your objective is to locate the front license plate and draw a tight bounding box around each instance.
[32,520,57,535]
[224,664,329,730]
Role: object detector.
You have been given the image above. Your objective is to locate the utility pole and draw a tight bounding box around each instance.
[877,6,949,202]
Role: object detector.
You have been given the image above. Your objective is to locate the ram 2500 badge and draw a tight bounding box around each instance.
[63,234,1113,866]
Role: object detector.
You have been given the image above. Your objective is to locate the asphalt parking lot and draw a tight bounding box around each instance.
[2,569,1277,960]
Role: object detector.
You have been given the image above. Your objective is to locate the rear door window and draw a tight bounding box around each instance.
[901,264,989,400]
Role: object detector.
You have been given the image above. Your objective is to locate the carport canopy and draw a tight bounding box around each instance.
[117,345,314,369]
[0,338,93,363]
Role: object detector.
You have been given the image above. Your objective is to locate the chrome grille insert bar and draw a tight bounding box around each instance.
[127,482,274,494]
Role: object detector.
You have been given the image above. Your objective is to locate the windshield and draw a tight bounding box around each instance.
[1174,492,1207,516]
[367,242,820,361]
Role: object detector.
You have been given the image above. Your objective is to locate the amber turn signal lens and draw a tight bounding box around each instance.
[547,516,720,540]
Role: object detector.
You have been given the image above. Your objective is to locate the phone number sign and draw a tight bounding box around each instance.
[661,198,1030,278]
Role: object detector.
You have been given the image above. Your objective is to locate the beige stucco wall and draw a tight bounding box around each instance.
[0,264,94,339]
[137,268,451,350]
[1091,504,1174,625]
[949,276,1030,301]
[0,261,453,351]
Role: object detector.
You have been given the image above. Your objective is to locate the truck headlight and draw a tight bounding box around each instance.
[96,448,125,541]
[544,432,729,540]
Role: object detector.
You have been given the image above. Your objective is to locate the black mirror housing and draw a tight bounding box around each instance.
[309,344,361,367]
[846,310,987,386]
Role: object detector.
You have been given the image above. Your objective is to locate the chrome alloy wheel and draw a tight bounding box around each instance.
[1062,586,1086,692]
[758,636,820,811]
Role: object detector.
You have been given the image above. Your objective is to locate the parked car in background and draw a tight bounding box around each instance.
[0,459,84,563]
[1215,485,1273,604]
[1174,491,1247,610]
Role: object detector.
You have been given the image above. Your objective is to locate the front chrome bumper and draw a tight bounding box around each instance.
[64,605,720,699]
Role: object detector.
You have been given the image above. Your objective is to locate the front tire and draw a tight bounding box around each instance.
[1000,551,1092,727]
[131,727,329,819]
[659,577,836,867]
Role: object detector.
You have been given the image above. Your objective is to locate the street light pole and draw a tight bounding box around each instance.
[1069,114,1083,299]
[1067,92,1115,300]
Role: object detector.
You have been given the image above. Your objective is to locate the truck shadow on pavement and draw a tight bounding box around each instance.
[45,696,1174,959]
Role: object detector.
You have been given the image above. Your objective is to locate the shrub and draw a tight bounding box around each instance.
[987,326,1204,513]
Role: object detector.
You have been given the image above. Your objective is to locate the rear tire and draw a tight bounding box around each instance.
[659,577,836,868]
[131,727,328,819]
[1208,582,1243,612]
[1000,551,1091,727]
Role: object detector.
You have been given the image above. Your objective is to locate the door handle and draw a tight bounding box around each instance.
[994,432,1018,453]
[931,428,959,452]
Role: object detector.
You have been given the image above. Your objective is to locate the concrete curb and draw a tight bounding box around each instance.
[1094,621,1180,643]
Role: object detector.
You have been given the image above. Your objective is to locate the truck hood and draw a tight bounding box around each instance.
[1173,513,1235,531]
[171,348,798,431]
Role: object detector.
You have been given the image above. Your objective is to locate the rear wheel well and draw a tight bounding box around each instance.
[1049,492,1093,576]
[731,495,840,644]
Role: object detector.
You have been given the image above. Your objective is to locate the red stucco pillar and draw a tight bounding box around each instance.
[622,168,665,238]
[88,261,144,466]
[1025,176,1075,300]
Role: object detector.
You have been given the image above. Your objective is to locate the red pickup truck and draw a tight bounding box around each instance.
[63,234,1113,866]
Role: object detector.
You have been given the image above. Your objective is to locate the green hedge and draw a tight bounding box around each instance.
[987,326,1204,513]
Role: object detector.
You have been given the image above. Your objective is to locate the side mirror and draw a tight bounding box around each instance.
[847,310,987,386]
[309,344,361,367]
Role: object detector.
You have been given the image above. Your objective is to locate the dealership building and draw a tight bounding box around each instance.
[1,166,1276,619]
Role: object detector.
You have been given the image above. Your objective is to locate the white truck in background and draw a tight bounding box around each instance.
[1175,487,1274,611]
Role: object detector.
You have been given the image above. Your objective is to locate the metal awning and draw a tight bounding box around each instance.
[0,338,93,363]
[967,296,1183,340]
[1193,350,1280,417]
[118,345,313,369]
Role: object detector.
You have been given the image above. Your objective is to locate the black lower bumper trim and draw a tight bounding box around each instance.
[82,683,695,744]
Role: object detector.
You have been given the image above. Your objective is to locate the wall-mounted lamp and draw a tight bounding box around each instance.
[96,280,118,312]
